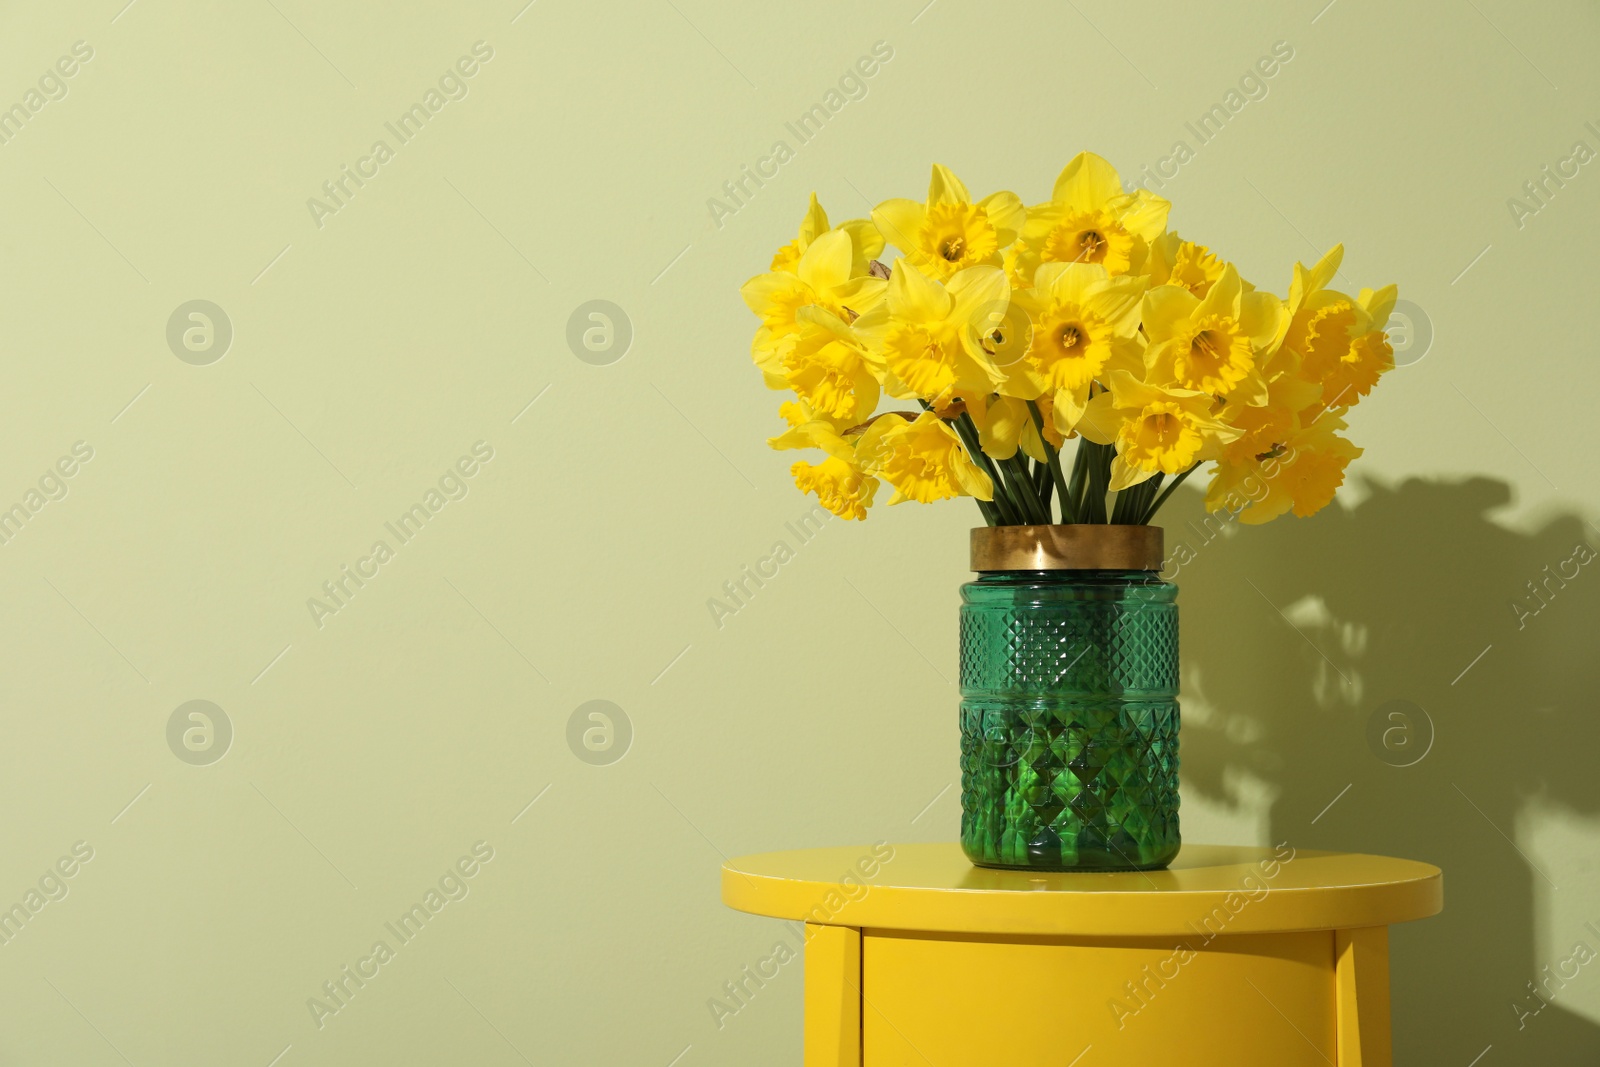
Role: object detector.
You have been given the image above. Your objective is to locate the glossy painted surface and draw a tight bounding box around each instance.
[804,924,861,1067]
[862,928,1337,1065]
[723,842,1442,936]
[728,844,1443,1065]
[1336,927,1393,1066]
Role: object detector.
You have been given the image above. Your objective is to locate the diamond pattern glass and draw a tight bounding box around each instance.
[960,570,1180,871]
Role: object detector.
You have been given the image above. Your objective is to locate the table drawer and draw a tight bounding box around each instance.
[861,928,1337,1066]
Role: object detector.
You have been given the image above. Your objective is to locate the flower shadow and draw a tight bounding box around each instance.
[1169,475,1600,1065]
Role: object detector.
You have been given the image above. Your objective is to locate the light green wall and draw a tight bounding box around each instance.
[0,0,1595,1064]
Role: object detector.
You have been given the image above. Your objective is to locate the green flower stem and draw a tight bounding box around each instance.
[1114,472,1160,524]
[1004,452,1050,525]
[1113,470,1139,527]
[1097,445,1116,522]
[1084,442,1112,523]
[1110,482,1133,524]
[1139,462,1201,524]
[1063,439,1091,524]
[1079,443,1097,523]
[973,444,1028,525]
[986,451,1032,524]
[1026,400,1072,526]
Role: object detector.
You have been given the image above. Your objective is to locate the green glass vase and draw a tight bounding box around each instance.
[960,528,1180,871]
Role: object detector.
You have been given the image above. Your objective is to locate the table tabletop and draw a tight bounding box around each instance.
[722,842,1442,936]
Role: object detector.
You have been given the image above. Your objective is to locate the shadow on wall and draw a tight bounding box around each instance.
[1168,475,1600,1066]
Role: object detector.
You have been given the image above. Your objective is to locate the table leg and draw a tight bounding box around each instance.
[804,924,861,1067]
[1335,926,1392,1067]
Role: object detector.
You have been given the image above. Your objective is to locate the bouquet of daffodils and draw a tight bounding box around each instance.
[740,153,1396,527]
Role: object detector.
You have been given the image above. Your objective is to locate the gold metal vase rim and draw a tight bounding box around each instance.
[970,524,1165,572]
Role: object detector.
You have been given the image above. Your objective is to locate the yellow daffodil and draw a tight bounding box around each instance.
[1080,370,1239,490]
[766,397,831,449]
[1206,414,1360,523]
[854,261,1009,408]
[1214,371,1321,467]
[741,227,886,374]
[1279,245,1357,380]
[872,165,1025,282]
[967,395,1061,463]
[1148,232,1226,298]
[791,455,878,520]
[770,193,884,278]
[1314,285,1397,410]
[1014,152,1170,285]
[1276,246,1398,412]
[1143,264,1282,401]
[743,154,1398,529]
[746,224,882,424]
[1274,429,1361,517]
[857,411,993,504]
[1030,394,1070,453]
[779,318,880,426]
[997,261,1146,434]
[768,400,879,520]
[970,395,1031,461]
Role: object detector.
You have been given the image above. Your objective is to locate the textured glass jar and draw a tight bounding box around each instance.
[959,563,1180,871]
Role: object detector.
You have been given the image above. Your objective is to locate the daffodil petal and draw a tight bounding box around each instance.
[1107,367,1165,407]
[1019,419,1047,463]
[1141,284,1200,342]
[1053,385,1087,434]
[1240,289,1284,349]
[1238,491,1294,525]
[795,304,850,334]
[1196,263,1242,319]
[1108,189,1172,243]
[855,413,905,468]
[840,217,886,265]
[947,265,1009,329]
[1083,274,1148,335]
[978,190,1026,243]
[798,229,852,291]
[1051,151,1123,212]
[740,271,800,317]
[797,193,829,245]
[1076,390,1119,444]
[887,261,951,321]
[872,198,925,254]
[1227,372,1269,408]
[928,164,971,206]
[1361,284,1399,328]
[1040,261,1105,307]
[1109,454,1157,491]
[1308,245,1344,292]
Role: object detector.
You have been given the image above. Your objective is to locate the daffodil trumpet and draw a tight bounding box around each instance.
[743,155,1396,528]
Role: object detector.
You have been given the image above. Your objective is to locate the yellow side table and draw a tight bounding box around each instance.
[722,842,1441,1067]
